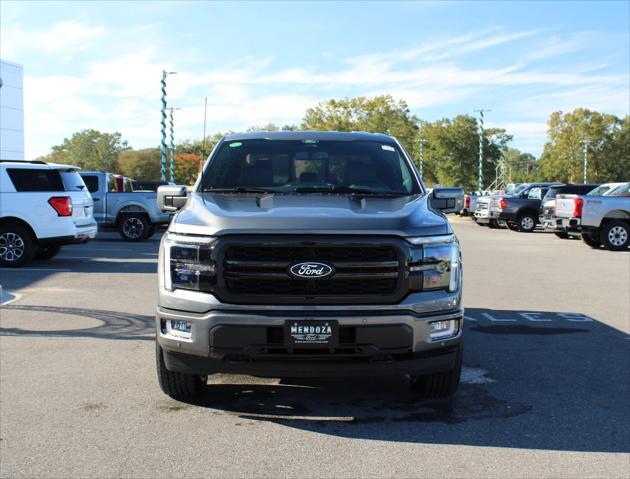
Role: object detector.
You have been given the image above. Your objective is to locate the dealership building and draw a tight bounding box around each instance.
[0,60,24,161]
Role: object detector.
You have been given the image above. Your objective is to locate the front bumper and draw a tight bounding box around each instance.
[156,303,464,378]
[474,209,490,223]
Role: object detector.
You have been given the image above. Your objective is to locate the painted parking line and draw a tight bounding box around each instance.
[464,311,594,323]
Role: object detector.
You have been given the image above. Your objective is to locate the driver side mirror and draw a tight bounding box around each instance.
[430,187,465,214]
[157,185,188,212]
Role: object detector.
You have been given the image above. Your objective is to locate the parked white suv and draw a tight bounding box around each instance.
[0,160,97,267]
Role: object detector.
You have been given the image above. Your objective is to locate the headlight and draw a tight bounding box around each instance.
[406,235,461,292]
[164,233,216,292]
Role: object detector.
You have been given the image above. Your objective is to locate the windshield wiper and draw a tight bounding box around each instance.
[202,187,275,194]
[293,185,409,196]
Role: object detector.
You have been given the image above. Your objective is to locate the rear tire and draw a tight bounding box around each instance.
[581,233,602,249]
[0,223,35,267]
[156,343,205,400]
[600,220,629,251]
[506,222,520,231]
[410,347,463,399]
[119,214,149,242]
[517,213,537,232]
[554,232,569,239]
[488,219,500,229]
[35,244,62,260]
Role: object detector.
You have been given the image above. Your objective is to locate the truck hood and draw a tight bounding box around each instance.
[170,193,451,237]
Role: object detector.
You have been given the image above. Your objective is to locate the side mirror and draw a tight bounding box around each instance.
[430,187,465,214]
[157,185,188,212]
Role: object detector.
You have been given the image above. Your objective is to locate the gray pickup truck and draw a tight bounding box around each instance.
[154,131,464,401]
[79,172,171,241]
[555,182,630,250]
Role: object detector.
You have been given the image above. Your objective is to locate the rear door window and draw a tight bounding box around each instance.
[6,168,64,192]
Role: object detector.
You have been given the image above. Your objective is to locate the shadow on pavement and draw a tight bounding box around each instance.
[0,305,154,341]
[183,308,627,453]
[1,305,628,452]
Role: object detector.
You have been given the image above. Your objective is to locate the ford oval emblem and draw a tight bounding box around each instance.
[288,262,335,279]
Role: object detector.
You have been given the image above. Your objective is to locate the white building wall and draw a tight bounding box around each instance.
[0,60,25,161]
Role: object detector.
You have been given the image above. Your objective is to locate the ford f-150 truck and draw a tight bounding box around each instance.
[154,131,464,401]
[489,182,563,232]
[555,182,630,250]
[79,172,171,241]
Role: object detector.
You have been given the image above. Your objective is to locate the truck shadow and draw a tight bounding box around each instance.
[185,308,629,453]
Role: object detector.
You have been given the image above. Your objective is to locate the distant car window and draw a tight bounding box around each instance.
[609,183,630,196]
[587,184,615,196]
[7,168,64,192]
[527,188,542,200]
[82,175,99,193]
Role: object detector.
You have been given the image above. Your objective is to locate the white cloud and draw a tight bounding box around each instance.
[2,21,106,59]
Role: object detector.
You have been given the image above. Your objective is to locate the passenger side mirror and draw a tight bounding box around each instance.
[157,185,188,212]
[430,187,465,214]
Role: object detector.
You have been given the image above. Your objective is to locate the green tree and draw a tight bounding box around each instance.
[539,108,629,182]
[301,95,419,154]
[503,148,542,183]
[419,115,511,191]
[44,129,129,172]
[117,148,162,180]
[174,153,202,186]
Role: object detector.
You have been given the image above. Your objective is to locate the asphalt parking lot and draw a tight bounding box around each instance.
[1,219,628,478]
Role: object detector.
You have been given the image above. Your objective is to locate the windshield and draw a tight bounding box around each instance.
[587,184,616,196]
[608,183,630,196]
[512,183,530,196]
[199,139,420,195]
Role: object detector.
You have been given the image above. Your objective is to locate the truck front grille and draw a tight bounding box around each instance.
[214,237,407,305]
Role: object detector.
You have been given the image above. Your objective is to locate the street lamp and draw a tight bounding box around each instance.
[580,140,591,183]
[160,70,177,182]
[474,108,491,191]
[168,107,181,184]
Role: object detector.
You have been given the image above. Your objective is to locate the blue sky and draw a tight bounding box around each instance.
[1,0,628,159]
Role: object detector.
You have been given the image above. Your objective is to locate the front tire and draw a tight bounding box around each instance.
[488,219,501,229]
[410,347,463,399]
[156,343,205,400]
[35,244,62,260]
[506,222,520,231]
[119,214,149,242]
[600,220,629,251]
[517,213,537,232]
[0,223,35,267]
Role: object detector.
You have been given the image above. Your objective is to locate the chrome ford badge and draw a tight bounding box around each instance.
[288,262,335,279]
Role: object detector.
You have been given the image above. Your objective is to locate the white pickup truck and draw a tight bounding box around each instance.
[79,172,171,241]
[555,182,630,250]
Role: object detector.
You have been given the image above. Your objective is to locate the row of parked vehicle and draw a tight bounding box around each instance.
[0,160,171,267]
[461,181,630,251]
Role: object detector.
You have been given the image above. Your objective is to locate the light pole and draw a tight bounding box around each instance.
[418,139,427,179]
[580,140,591,183]
[474,108,491,191]
[168,107,181,183]
[160,70,177,182]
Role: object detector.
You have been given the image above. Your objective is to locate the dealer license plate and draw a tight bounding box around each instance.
[285,320,339,348]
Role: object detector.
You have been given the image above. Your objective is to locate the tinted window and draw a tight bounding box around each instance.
[7,168,64,192]
[82,175,99,193]
[587,184,615,196]
[609,183,630,196]
[200,139,420,194]
[60,171,87,191]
